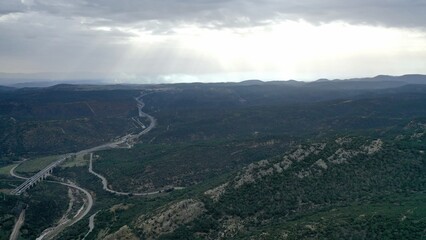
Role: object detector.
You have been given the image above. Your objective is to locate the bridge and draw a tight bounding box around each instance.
[10,93,152,196]
[10,136,130,196]
[10,155,70,195]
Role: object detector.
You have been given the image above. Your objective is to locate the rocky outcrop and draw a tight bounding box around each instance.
[362,139,383,155]
[232,143,326,188]
[327,148,358,164]
[314,159,328,170]
[136,199,206,239]
[218,216,244,239]
[103,225,139,240]
[204,183,228,202]
[327,139,383,164]
[206,138,384,202]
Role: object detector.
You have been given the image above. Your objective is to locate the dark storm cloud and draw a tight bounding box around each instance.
[1,0,425,29]
[0,0,25,15]
[0,0,425,54]
[0,0,425,79]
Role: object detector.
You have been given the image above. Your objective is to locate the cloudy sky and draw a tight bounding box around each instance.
[0,0,425,83]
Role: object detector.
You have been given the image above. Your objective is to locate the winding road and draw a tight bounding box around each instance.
[11,155,69,195]
[34,93,156,239]
[87,94,184,196]
[85,93,159,196]
[8,92,177,239]
[36,181,93,240]
[9,163,28,180]
[9,166,94,240]
[88,153,164,196]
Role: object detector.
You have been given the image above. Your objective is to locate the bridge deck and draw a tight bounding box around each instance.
[11,156,67,195]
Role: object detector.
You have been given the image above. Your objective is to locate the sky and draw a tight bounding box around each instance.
[0,0,425,83]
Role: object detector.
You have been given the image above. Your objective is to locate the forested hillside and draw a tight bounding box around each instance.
[1,77,426,239]
[0,89,140,165]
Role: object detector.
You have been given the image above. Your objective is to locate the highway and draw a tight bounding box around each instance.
[9,209,25,240]
[9,164,94,240]
[36,181,93,240]
[134,95,157,138]
[9,92,170,239]
[86,96,183,196]
[86,95,168,196]
[10,93,152,195]
[11,155,69,195]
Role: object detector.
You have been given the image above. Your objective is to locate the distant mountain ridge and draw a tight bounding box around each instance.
[1,73,425,89]
[304,74,426,90]
[0,85,16,92]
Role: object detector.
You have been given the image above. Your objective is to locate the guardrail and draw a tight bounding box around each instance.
[10,156,67,195]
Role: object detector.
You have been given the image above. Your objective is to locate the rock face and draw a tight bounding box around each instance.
[218,216,244,239]
[207,138,385,202]
[362,139,383,155]
[232,143,327,189]
[314,159,328,170]
[103,225,139,240]
[136,199,206,239]
[327,139,383,164]
[204,183,228,202]
[327,148,358,164]
[335,137,352,145]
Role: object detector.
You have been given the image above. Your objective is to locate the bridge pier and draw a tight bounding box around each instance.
[11,157,65,195]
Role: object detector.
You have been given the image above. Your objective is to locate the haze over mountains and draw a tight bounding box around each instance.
[0,74,425,89]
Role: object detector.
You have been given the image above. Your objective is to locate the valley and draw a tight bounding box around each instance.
[0,75,426,239]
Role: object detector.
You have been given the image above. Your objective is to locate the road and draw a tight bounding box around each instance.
[9,209,25,240]
[11,93,153,195]
[87,96,183,196]
[11,155,69,195]
[36,181,93,240]
[9,163,30,240]
[88,153,165,196]
[84,93,159,196]
[9,167,94,240]
[9,92,166,239]
[134,95,157,138]
[82,211,98,240]
[9,164,28,180]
